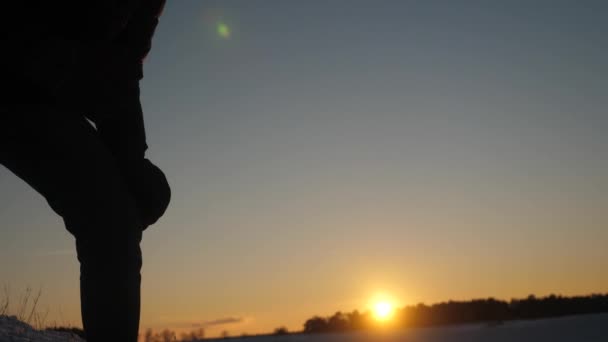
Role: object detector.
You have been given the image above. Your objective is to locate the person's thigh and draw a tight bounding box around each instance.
[0,105,143,243]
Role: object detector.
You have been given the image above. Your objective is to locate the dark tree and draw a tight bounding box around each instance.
[304,316,328,334]
[273,326,289,335]
[301,294,608,335]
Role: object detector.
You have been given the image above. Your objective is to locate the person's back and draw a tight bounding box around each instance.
[1,2,170,341]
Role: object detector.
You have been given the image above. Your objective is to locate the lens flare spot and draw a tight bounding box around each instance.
[217,22,231,39]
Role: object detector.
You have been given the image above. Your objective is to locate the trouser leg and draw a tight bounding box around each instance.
[0,107,143,341]
[77,229,142,341]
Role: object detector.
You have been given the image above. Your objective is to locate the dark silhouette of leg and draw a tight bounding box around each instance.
[0,106,144,341]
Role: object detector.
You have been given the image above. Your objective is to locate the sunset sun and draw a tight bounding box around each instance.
[373,301,394,321]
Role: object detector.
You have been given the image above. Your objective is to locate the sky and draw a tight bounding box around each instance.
[1,0,607,337]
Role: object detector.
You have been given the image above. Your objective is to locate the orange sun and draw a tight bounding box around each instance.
[373,301,394,321]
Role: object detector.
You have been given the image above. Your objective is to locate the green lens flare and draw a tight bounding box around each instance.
[217,22,231,39]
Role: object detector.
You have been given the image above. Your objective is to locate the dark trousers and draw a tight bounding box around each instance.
[1,105,143,341]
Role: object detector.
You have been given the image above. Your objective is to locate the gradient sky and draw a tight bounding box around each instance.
[1,0,607,337]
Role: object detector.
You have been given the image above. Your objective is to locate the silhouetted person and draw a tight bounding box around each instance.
[1,2,170,341]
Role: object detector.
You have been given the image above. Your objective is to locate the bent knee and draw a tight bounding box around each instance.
[129,159,171,228]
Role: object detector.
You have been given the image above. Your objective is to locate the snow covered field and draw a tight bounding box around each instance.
[0,316,83,342]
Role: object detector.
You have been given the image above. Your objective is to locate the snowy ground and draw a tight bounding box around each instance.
[0,316,84,342]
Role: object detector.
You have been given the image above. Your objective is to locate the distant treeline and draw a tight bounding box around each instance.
[303,294,608,334]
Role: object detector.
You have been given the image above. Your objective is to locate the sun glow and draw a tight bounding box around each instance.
[373,301,394,321]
